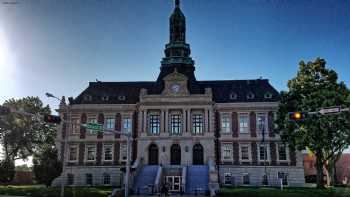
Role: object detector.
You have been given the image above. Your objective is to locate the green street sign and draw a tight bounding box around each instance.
[85,122,103,131]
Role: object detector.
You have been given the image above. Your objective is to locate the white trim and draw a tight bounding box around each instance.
[242,173,250,185]
[238,112,250,134]
[85,144,97,162]
[220,112,231,134]
[68,144,79,162]
[258,143,271,162]
[277,143,290,162]
[239,143,251,162]
[221,143,233,161]
[119,143,127,162]
[102,144,114,162]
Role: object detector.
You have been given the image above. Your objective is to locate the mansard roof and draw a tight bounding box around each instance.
[71,79,279,105]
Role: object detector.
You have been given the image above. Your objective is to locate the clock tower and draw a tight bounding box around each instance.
[157,0,199,93]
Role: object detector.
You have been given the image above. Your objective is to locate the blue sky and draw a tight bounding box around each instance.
[0,0,350,163]
[1,0,349,110]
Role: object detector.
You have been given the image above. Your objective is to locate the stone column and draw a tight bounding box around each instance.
[138,110,143,135]
[209,109,214,133]
[143,109,147,133]
[187,109,191,133]
[182,109,186,133]
[204,109,209,133]
[160,109,165,133]
[165,109,169,133]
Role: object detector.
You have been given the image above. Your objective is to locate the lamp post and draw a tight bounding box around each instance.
[46,93,69,197]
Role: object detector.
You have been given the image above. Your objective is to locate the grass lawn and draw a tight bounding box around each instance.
[0,185,113,197]
[219,187,350,197]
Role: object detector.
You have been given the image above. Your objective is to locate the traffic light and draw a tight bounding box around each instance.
[44,115,61,124]
[0,106,11,115]
[288,112,306,122]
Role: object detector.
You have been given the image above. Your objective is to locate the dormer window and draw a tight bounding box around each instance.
[118,95,126,101]
[84,95,92,101]
[264,92,272,99]
[247,92,255,99]
[230,93,237,100]
[101,95,109,101]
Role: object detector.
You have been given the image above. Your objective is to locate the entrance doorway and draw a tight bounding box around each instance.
[193,144,204,165]
[170,144,181,165]
[148,144,159,165]
[165,176,182,192]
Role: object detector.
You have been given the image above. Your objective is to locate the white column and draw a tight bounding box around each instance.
[160,109,164,133]
[209,109,214,133]
[165,109,169,133]
[182,108,186,133]
[187,109,191,133]
[204,109,209,133]
[138,110,143,135]
[143,109,147,133]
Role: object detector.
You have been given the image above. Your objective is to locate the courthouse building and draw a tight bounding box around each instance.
[52,0,305,194]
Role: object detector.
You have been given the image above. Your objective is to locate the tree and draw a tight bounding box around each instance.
[276,58,350,188]
[33,146,62,187]
[0,158,15,184]
[0,97,56,161]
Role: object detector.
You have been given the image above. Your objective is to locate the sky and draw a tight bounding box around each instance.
[0,0,350,165]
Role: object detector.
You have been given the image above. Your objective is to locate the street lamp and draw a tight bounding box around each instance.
[46,92,69,197]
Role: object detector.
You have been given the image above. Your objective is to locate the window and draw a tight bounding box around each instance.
[278,144,287,161]
[149,114,160,135]
[88,118,97,134]
[247,92,255,99]
[257,113,267,134]
[101,95,109,101]
[222,144,233,160]
[262,174,269,185]
[224,173,232,185]
[239,114,249,134]
[86,173,93,185]
[278,172,288,186]
[67,174,74,185]
[259,144,268,161]
[170,114,182,135]
[192,114,203,134]
[105,117,115,130]
[72,119,80,134]
[86,145,96,161]
[104,144,113,161]
[103,173,111,185]
[120,144,127,161]
[69,145,78,161]
[118,95,126,101]
[240,144,250,161]
[84,95,92,101]
[230,93,237,100]
[221,113,230,134]
[264,92,272,99]
[242,173,250,185]
[123,117,132,133]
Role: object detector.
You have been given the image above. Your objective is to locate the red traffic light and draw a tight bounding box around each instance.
[44,115,61,124]
[288,112,306,122]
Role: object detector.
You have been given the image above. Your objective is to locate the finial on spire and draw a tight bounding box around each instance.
[175,0,180,7]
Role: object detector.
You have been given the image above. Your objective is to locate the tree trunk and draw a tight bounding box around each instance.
[315,151,325,188]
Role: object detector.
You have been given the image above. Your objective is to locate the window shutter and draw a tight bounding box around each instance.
[115,113,121,138]
[270,142,277,165]
[97,113,104,139]
[232,112,238,137]
[268,111,275,137]
[251,142,258,165]
[215,111,220,138]
[250,112,257,137]
[80,113,87,139]
[133,112,138,138]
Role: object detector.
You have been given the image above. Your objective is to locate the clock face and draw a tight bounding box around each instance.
[171,84,181,93]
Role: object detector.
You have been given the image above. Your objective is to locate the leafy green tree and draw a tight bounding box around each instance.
[0,158,15,184]
[33,146,62,187]
[0,96,56,161]
[276,58,350,188]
